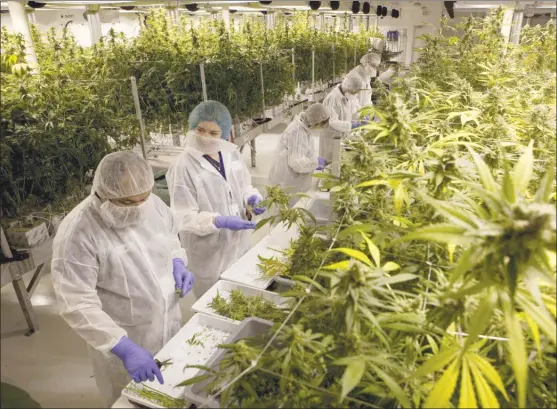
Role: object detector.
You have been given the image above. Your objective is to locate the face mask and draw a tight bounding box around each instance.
[365,67,377,76]
[347,93,358,101]
[99,196,151,228]
[194,132,221,154]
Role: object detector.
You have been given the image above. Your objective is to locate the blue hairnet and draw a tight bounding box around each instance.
[189,100,233,141]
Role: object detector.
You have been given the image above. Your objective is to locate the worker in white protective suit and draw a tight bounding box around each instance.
[348,52,382,108]
[268,103,331,205]
[321,74,367,161]
[377,63,398,91]
[166,101,265,298]
[51,152,194,407]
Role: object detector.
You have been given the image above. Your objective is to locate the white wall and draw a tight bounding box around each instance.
[377,2,444,66]
[1,8,141,47]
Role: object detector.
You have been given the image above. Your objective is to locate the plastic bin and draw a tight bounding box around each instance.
[185,318,273,408]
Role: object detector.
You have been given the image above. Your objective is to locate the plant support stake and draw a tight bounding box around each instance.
[130,76,147,160]
[199,63,208,102]
[311,47,315,100]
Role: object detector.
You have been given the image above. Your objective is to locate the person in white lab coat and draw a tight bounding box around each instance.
[321,74,367,161]
[268,103,330,203]
[166,101,265,298]
[349,52,382,108]
[51,151,193,407]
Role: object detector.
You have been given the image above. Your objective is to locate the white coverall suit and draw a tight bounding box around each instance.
[51,194,186,406]
[268,114,319,206]
[166,138,260,297]
[349,64,373,108]
[321,85,361,161]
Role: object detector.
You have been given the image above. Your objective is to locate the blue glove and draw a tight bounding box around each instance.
[247,195,266,215]
[364,115,370,121]
[111,337,163,384]
[172,258,194,297]
[351,121,361,129]
[316,157,326,171]
[215,215,256,231]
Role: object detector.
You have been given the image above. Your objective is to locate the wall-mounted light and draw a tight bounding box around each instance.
[444,1,456,19]
[27,1,46,8]
[362,2,370,14]
[351,1,360,14]
[309,1,321,11]
[330,1,340,11]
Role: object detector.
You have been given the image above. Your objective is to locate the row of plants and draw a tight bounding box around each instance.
[183,11,556,408]
[0,11,382,218]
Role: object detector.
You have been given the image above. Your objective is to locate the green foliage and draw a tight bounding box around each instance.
[1,12,379,217]
[182,10,556,409]
[209,290,286,322]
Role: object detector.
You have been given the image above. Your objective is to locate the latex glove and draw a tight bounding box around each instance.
[351,121,362,129]
[364,115,370,121]
[215,215,256,231]
[111,337,163,384]
[172,258,194,297]
[316,157,327,171]
[247,195,266,215]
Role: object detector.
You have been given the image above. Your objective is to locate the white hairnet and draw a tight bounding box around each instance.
[342,74,364,93]
[305,103,331,126]
[92,151,154,200]
[360,52,382,66]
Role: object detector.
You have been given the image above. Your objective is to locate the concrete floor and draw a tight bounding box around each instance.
[0,121,305,408]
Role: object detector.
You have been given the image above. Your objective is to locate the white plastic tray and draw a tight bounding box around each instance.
[121,313,238,408]
[220,234,281,289]
[191,280,286,323]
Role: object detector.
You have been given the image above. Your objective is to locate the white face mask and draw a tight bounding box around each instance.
[347,93,358,101]
[365,66,377,76]
[194,132,221,154]
[100,196,151,228]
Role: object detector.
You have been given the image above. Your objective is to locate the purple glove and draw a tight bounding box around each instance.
[247,195,266,215]
[172,258,194,297]
[316,157,327,171]
[111,337,163,384]
[215,215,256,231]
[351,121,362,129]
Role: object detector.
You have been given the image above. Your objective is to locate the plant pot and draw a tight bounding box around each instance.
[186,317,273,407]
[6,221,49,248]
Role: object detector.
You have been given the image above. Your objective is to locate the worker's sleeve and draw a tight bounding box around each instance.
[153,195,188,263]
[325,100,352,133]
[51,247,127,353]
[166,159,220,237]
[352,99,363,120]
[286,129,318,174]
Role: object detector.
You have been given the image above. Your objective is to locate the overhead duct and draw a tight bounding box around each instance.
[309,1,321,11]
[330,1,340,10]
[444,1,456,19]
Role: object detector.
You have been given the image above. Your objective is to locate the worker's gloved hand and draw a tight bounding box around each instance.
[316,157,327,171]
[364,115,371,121]
[215,215,256,231]
[247,195,266,215]
[111,337,164,384]
[172,258,194,297]
[351,121,362,129]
